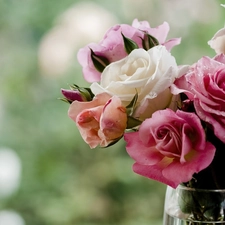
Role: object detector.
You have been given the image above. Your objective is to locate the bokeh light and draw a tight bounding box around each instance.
[0,148,21,198]
[0,210,25,225]
[38,1,118,77]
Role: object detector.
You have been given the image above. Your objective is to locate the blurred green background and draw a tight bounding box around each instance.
[0,0,224,224]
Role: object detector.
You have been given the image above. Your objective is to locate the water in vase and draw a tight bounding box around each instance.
[163,212,225,225]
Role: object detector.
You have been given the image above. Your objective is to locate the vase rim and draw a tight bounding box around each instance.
[178,184,225,192]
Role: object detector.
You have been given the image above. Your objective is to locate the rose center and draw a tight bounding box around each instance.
[156,125,182,158]
[121,58,146,76]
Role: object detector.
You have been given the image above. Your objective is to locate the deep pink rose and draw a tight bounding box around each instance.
[124,109,215,188]
[77,19,181,82]
[68,93,127,148]
[171,56,225,143]
[61,88,86,102]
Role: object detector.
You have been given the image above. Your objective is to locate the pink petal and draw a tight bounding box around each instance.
[125,132,163,165]
[146,21,170,43]
[133,163,178,188]
[163,141,215,186]
[163,38,181,51]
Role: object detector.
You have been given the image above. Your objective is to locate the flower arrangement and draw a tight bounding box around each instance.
[61,14,225,194]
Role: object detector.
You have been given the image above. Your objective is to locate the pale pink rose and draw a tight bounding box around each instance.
[77,19,181,82]
[132,19,181,51]
[171,56,225,143]
[68,93,127,148]
[124,109,216,188]
[208,27,225,54]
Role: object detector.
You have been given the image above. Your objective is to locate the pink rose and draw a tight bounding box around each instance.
[68,93,127,148]
[124,109,215,188]
[77,19,181,82]
[171,56,225,143]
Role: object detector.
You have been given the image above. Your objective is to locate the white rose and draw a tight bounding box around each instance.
[208,27,225,54]
[90,45,180,120]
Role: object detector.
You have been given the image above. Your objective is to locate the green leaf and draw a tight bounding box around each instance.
[126,92,138,116]
[121,33,138,54]
[58,97,72,104]
[103,136,123,148]
[70,84,94,101]
[90,49,109,72]
[126,116,142,129]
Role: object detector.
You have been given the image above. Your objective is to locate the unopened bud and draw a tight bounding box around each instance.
[142,33,159,50]
[61,89,86,103]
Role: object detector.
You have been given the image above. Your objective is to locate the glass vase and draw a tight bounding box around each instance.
[163,185,225,225]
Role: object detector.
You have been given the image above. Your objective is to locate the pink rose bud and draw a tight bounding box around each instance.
[142,33,159,50]
[61,89,86,102]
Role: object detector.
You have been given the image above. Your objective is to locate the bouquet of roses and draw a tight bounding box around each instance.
[61,17,225,197]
